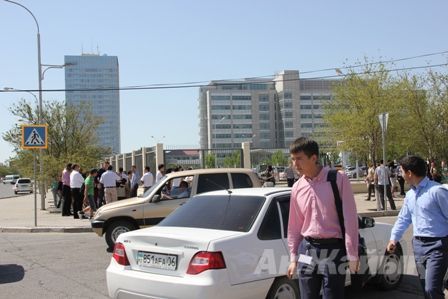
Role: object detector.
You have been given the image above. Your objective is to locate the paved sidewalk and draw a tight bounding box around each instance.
[0,190,402,233]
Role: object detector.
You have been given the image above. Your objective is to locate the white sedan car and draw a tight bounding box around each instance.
[13,178,33,194]
[107,188,404,299]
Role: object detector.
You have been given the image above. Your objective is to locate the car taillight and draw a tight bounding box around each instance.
[187,251,226,275]
[113,242,130,266]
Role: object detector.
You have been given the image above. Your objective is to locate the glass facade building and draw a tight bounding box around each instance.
[64,54,121,154]
[198,70,338,149]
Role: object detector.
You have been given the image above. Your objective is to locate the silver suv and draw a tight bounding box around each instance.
[91,168,262,248]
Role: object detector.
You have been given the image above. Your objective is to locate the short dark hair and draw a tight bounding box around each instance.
[158,164,164,170]
[90,168,97,175]
[145,166,150,171]
[399,155,427,177]
[289,137,319,158]
[66,163,72,170]
[107,165,113,171]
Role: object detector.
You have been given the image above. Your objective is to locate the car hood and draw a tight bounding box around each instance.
[97,197,144,211]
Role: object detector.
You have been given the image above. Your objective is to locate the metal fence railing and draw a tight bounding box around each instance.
[163,148,243,169]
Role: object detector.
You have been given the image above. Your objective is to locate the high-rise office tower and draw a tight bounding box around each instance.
[64,54,121,153]
[198,70,337,149]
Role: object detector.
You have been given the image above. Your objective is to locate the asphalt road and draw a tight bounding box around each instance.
[0,217,431,299]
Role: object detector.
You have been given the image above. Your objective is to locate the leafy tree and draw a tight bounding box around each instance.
[204,153,215,168]
[270,150,288,166]
[223,151,241,168]
[3,99,110,182]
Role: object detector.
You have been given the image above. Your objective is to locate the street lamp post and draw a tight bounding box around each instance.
[5,0,45,210]
[5,0,73,210]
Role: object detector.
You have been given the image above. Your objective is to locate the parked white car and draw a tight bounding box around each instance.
[13,178,33,194]
[106,188,404,299]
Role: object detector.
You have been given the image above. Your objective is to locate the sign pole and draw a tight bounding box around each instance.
[21,124,48,226]
[34,150,37,226]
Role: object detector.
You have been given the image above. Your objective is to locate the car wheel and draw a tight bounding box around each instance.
[376,245,403,290]
[266,277,300,299]
[105,220,136,249]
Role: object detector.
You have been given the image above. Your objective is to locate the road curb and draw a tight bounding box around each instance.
[358,210,400,218]
[0,226,93,233]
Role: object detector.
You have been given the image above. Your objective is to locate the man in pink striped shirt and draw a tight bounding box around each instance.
[286,137,359,299]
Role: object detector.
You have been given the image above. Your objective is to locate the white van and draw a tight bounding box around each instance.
[3,174,20,184]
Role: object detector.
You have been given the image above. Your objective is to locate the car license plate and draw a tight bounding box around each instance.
[137,251,177,271]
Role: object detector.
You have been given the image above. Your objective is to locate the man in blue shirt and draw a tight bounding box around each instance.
[387,155,448,299]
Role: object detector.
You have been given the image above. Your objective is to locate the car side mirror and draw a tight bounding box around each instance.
[360,216,375,229]
[151,194,161,203]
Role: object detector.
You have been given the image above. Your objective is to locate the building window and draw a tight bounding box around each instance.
[259,104,269,111]
[232,95,251,101]
[284,111,293,118]
[260,123,270,130]
[211,95,230,101]
[259,113,270,121]
[284,92,292,99]
[259,94,269,102]
[211,105,231,110]
[232,105,252,110]
[301,123,313,128]
[283,102,293,109]
[300,95,311,101]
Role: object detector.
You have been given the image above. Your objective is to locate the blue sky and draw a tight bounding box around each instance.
[1,0,447,163]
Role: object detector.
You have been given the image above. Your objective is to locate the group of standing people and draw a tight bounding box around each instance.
[53,162,167,219]
[286,137,448,299]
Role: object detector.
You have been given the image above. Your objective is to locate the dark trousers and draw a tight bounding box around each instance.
[130,183,138,197]
[287,178,295,187]
[377,185,396,210]
[297,239,347,299]
[397,176,406,196]
[413,237,448,299]
[96,186,105,208]
[71,188,82,219]
[62,185,72,216]
[367,183,375,200]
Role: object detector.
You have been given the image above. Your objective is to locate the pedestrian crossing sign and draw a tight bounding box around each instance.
[22,124,48,149]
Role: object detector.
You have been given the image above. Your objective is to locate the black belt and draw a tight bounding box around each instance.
[414,236,447,242]
[105,186,116,188]
[305,237,344,245]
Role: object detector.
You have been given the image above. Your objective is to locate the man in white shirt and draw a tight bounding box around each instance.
[100,165,121,204]
[70,164,84,219]
[156,164,165,183]
[374,160,396,210]
[141,166,154,192]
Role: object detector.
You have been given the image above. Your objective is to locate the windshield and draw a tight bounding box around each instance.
[159,195,265,232]
[17,179,31,184]
[141,177,166,198]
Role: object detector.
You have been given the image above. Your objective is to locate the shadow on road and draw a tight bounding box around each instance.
[0,264,25,284]
[346,274,423,298]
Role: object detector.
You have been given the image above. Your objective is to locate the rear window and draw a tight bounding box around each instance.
[17,179,31,184]
[159,195,265,232]
[197,173,230,194]
[231,173,253,189]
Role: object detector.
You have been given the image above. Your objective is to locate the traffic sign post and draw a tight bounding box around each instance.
[22,124,48,149]
[21,124,48,226]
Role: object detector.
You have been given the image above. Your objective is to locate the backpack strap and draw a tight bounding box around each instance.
[327,169,346,239]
